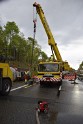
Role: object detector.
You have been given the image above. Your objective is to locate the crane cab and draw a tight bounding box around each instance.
[36,61,62,86]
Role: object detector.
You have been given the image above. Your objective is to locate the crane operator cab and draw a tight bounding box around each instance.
[37,62,62,86]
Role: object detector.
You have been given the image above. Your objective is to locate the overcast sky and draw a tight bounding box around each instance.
[0,0,83,69]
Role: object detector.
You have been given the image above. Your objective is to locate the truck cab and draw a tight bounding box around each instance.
[0,63,13,96]
[37,61,62,85]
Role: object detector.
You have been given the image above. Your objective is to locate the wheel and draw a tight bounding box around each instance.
[1,79,12,96]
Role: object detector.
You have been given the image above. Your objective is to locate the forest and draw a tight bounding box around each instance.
[0,21,48,69]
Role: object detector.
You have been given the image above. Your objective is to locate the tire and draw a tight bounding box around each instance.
[1,79,12,96]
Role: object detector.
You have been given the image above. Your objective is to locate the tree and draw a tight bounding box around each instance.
[0,26,4,54]
[4,21,19,37]
[79,61,83,70]
[0,21,48,70]
[3,22,19,60]
[28,37,42,65]
[40,51,48,61]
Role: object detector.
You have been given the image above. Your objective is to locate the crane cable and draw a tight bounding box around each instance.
[33,6,37,37]
[51,46,55,61]
[30,6,37,77]
[31,7,37,67]
[32,7,37,60]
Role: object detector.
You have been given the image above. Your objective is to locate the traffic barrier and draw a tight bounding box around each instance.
[64,73,76,81]
[33,76,40,83]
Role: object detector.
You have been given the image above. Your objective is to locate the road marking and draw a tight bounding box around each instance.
[36,110,40,124]
[24,84,33,88]
[11,84,29,91]
[24,83,37,88]
[59,85,62,91]
[11,83,37,91]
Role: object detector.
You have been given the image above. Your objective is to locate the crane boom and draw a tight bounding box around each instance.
[33,2,63,62]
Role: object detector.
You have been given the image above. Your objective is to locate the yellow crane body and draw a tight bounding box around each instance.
[33,2,71,71]
[33,2,73,85]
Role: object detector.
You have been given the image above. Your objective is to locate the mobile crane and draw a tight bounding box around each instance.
[33,2,71,71]
[33,2,73,85]
[33,2,63,85]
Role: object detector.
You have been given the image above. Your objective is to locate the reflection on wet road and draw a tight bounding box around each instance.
[0,79,83,124]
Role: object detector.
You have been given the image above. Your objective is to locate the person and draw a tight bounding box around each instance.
[24,71,28,84]
[24,70,31,84]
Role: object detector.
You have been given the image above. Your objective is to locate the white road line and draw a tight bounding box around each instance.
[59,85,62,91]
[36,110,40,124]
[11,84,29,92]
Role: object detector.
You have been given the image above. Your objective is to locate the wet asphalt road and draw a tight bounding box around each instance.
[0,79,83,124]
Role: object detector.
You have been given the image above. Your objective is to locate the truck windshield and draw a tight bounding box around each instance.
[38,63,59,72]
